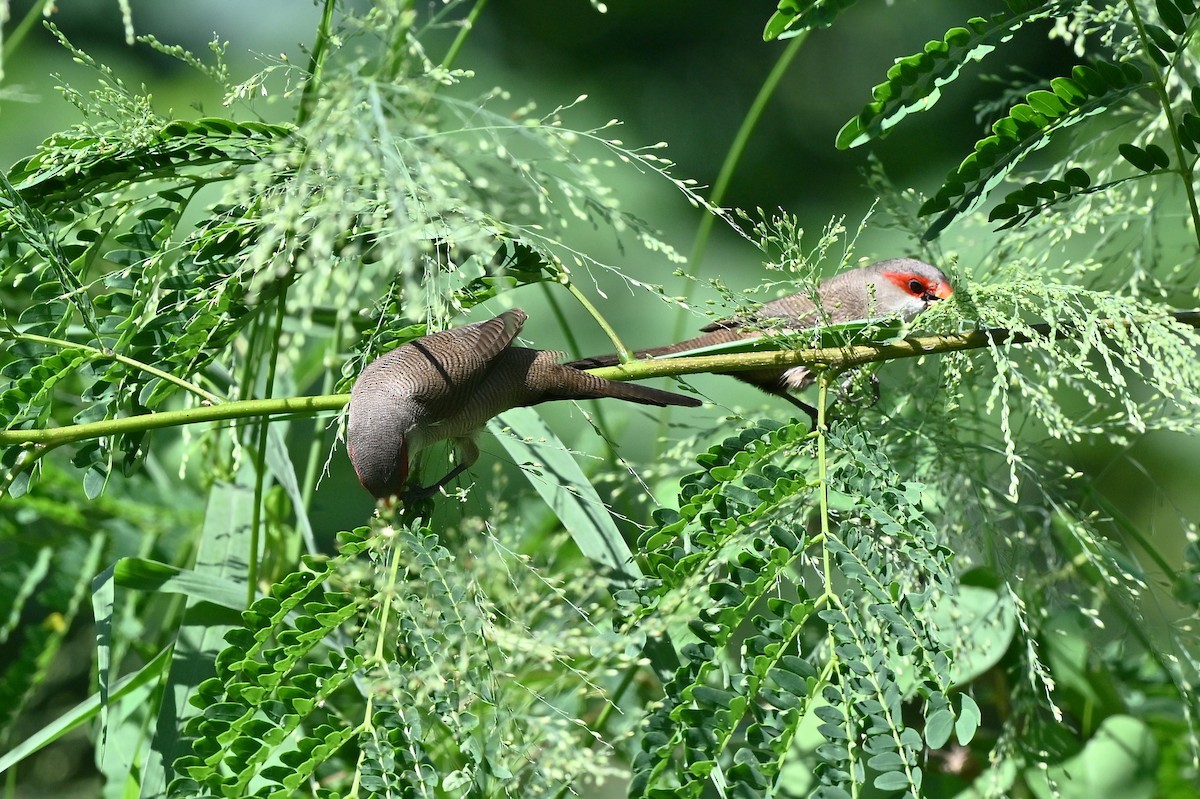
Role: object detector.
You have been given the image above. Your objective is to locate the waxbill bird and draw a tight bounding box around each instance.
[347,308,702,501]
[568,259,953,417]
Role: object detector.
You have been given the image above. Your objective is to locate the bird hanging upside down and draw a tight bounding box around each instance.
[568,259,954,418]
[346,308,702,501]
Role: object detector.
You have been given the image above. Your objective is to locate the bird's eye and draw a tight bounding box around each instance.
[908,279,924,294]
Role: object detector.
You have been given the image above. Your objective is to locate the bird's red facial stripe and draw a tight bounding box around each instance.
[883,271,953,301]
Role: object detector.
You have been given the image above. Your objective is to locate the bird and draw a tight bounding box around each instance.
[346,308,702,501]
[567,259,954,418]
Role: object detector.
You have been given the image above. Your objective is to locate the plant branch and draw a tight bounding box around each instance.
[562,279,631,363]
[0,0,50,76]
[587,310,1200,381]
[0,395,347,447]
[3,311,1197,449]
[5,331,222,405]
[297,0,338,126]
[248,287,289,605]
[673,32,808,342]
[1123,0,1200,249]
[541,282,615,446]
[442,0,488,69]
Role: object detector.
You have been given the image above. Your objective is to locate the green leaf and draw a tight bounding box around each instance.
[1071,64,1106,95]
[930,585,1015,684]
[0,647,172,776]
[1027,90,1066,117]
[1118,143,1159,172]
[1064,166,1092,187]
[919,56,1149,237]
[107,558,245,610]
[955,694,981,745]
[490,408,637,579]
[925,708,954,748]
[1145,41,1172,68]
[873,769,913,791]
[140,480,254,798]
[837,6,1080,149]
[1145,23,1179,53]
[1144,143,1170,169]
[989,202,1020,221]
[1183,113,1200,142]
[765,0,863,41]
[1156,0,1189,34]
[1050,76,1087,105]
[1026,716,1157,798]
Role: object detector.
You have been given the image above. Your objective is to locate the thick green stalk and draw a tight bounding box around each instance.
[442,0,489,69]
[4,312,1197,450]
[297,0,338,126]
[247,288,289,606]
[0,0,51,80]
[542,283,616,447]
[672,33,808,343]
[587,311,1200,382]
[0,395,347,447]
[1123,0,1200,250]
[817,374,832,595]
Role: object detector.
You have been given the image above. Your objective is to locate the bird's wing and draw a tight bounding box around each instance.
[699,291,821,333]
[393,309,527,407]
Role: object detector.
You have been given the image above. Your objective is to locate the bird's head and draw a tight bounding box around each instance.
[346,390,413,501]
[869,258,954,319]
[347,432,409,501]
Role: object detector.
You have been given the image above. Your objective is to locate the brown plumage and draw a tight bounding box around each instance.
[568,259,953,415]
[347,308,701,501]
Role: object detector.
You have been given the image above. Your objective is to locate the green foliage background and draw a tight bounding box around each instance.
[1,1,1198,798]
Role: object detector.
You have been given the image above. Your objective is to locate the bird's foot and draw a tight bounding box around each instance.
[778,393,819,428]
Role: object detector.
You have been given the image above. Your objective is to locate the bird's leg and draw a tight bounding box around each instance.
[778,392,819,426]
[403,438,480,501]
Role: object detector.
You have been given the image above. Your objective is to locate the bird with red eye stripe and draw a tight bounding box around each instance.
[568,258,954,420]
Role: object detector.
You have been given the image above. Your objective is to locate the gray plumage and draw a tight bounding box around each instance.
[347,308,701,500]
[568,259,953,412]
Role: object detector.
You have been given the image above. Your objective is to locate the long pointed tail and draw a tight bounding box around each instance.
[547,363,701,407]
[566,336,718,370]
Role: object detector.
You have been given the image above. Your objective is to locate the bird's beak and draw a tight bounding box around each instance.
[933,281,954,300]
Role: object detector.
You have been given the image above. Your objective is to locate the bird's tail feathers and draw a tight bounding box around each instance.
[566,339,705,370]
[550,367,701,407]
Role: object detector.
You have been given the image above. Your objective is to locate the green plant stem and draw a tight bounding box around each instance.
[442,0,489,69]
[300,326,345,513]
[541,283,615,447]
[4,331,222,404]
[563,279,631,362]
[817,374,832,594]
[0,0,50,76]
[672,32,808,343]
[4,311,1197,450]
[297,0,338,126]
[588,660,638,739]
[247,288,289,606]
[348,519,405,799]
[654,33,806,454]
[1123,0,1200,250]
[586,310,1200,381]
[0,394,346,447]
